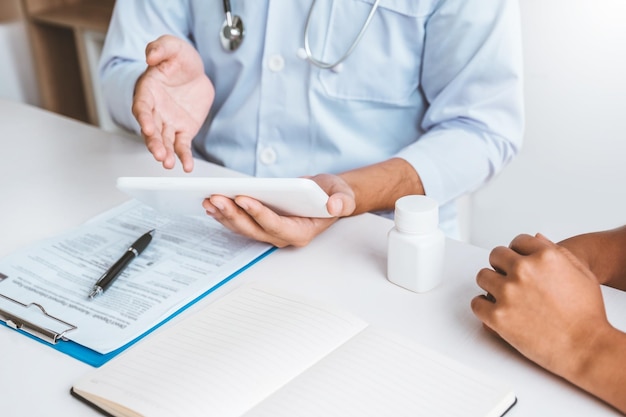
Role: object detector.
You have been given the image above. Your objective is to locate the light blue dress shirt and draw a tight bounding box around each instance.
[99,0,524,238]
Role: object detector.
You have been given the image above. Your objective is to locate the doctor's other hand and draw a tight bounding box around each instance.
[133,34,215,173]
[202,174,356,248]
[470,233,626,409]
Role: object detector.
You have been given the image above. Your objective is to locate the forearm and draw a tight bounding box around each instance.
[338,158,424,215]
[559,226,626,290]
[567,326,626,414]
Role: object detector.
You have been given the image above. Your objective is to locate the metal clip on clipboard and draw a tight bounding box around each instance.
[0,293,77,344]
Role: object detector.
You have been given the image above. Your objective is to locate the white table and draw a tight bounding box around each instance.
[0,99,623,416]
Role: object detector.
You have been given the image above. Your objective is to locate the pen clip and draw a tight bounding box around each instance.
[0,293,78,344]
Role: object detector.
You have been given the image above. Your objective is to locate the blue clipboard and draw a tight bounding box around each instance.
[0,247,276,367]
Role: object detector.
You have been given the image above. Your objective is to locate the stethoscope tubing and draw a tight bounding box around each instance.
[304,0,381,69]
[222,0,234,27]
[220,0,381,70]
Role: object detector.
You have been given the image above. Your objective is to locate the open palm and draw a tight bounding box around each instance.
[133,35,215,172]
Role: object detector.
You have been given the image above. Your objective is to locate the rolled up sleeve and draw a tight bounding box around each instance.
[396,0,524,206]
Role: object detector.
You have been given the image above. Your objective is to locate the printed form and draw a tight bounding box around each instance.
[0,200,272,353]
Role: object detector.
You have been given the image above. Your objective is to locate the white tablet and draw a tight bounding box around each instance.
[116,176,332,218]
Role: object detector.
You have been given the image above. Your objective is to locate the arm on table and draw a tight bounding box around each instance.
[558,226,626,291]
[471,232,626,414]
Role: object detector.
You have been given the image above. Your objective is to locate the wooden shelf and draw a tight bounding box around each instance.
[30,2,112,32]
[21,0,115,124]
[0,0,23,22]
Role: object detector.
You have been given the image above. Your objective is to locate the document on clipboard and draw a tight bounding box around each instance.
[0,200,273,367]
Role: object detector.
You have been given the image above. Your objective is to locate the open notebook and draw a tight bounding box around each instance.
[71,284,516,417]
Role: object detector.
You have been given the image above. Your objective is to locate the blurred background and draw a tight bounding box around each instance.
[2,0,625,249]
[465,0,626,247]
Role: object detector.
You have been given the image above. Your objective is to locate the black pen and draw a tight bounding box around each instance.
[88,229,155,299]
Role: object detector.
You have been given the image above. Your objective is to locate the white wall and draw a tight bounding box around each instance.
[467,0,626,248]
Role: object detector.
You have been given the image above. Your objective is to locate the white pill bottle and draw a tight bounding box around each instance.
[387,195,445,293]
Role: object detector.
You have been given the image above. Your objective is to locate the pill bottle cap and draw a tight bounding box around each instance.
[394,195,439,234]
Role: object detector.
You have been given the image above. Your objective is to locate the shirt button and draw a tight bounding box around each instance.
[267,54,285,72]
[259,147,278,165]
[296,48,308,60]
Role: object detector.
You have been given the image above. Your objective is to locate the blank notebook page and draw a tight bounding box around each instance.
[246,328,516,417]
[72,286,368,417]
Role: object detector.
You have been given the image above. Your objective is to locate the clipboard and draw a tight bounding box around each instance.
[0,247,275,367]
[0,292,78,343]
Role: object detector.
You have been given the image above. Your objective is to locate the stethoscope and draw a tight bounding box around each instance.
[220,0,381,69]
[220,0,245,51]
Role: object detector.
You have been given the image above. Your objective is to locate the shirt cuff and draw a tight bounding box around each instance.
[394,128,494,208]
[100,62,145,135]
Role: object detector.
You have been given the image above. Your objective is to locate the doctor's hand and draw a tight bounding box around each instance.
[202,174,356,248]
[133,35,215,173]
[471,233,615,386]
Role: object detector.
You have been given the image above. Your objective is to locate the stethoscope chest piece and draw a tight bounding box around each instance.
[220,14,244,51]
[220,0,245,51]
